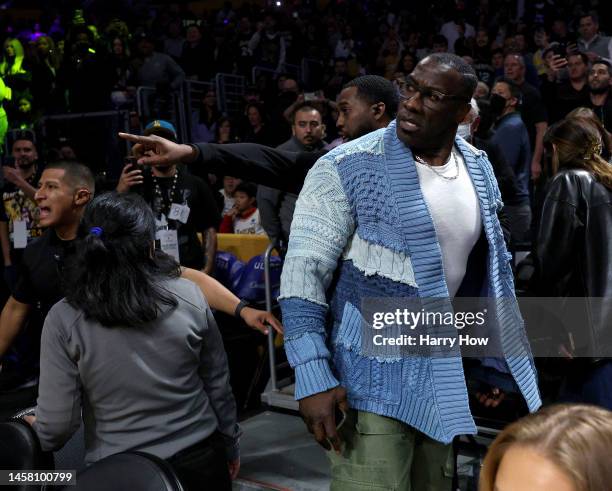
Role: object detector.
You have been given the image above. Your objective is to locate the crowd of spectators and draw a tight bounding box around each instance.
[0,0,611,389]
[0,1,612,487]
[4,1,612,241]
[1,0,612,151]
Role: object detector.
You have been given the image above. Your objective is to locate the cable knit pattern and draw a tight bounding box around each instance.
[280,122,541,444]
[343,233,417,287]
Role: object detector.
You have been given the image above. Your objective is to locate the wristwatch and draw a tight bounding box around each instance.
[234,299,249,319]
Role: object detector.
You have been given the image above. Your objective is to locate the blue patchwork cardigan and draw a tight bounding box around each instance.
[279,121,541,444]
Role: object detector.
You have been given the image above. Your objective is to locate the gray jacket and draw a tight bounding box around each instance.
[33,277,240,465]
[257,136,325,243]
[577,34,612,61]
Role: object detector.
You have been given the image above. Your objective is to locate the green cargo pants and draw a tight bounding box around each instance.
[328,410,454,491]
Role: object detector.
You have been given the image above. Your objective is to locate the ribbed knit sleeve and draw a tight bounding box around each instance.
[279,157,355,399]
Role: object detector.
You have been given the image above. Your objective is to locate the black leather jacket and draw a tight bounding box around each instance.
[535,169,612,356]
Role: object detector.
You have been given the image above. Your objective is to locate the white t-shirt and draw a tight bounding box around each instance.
[234,209,266,235]
[415,148,481,297]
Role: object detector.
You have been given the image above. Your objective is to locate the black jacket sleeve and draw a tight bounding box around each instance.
[533,173,581,296]
[192,143,325,194]
[478,139,519,205]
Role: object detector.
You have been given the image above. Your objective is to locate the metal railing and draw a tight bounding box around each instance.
[260,239,298,411]
[282,63,301,81]
[136,86,188,142]
[251,63,302,85]
[183,80,215,143]
[38,110,130,178]
[215,73,246,117]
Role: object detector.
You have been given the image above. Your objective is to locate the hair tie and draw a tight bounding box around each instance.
[583,140,603,161]
[89,226,103,237]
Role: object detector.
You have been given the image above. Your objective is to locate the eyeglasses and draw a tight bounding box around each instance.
[398,77,470,107]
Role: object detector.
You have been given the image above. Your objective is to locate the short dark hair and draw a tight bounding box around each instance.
[11,129,36,144]
[245,102,265,118]
[234,181,257,198]
[44,160,96,194]
[432,34,449,47]
[343,75,399,119]
[494,76,522,102]
[568,52,589,66]
[424,53,478,100]
[580,12,599,25]
[291,103,322,123]
[592,59,612,75]
[10,129,37,153]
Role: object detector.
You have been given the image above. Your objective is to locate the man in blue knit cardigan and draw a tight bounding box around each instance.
[279,53,541,490]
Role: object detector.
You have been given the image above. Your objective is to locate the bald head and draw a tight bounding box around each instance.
[420,53,478,100]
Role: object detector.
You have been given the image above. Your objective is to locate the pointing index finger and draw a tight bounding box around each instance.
[118,132,143,143]
[119,132,159,146]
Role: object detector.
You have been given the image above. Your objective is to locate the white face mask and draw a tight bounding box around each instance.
[456,123,472,141]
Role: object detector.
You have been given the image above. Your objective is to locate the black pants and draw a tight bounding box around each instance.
[167,432,231,491]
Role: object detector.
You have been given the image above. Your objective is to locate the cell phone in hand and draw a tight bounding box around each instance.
[552,44,566,58]
[326,406,347,449]
[125,156,143,173]
[124,156,144,194]
[334,406,347,430]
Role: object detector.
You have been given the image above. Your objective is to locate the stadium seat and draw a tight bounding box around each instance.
[0,419,54,491]
[215,233,274,261]
[65,451,184,491]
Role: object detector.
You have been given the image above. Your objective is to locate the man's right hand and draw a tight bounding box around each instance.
[299,386,349,453]
[118,132,197,167]
[116,164,144,193]
[546,54,567,81]
[3,166,23,186]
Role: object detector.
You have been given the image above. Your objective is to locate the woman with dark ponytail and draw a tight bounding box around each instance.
[32,192,239,490]
[64,192,182,326]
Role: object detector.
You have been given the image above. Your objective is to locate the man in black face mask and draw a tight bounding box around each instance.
[490,78,532,247]
[459,98,518,224]
[0,133,43,292]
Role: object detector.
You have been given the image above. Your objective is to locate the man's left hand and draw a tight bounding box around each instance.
[240,307,283,335]
[476,387,506,408]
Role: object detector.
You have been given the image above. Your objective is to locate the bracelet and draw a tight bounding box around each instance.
[234,299,249,319]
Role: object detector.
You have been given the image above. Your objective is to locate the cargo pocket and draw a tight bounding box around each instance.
[329,411,411,491]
